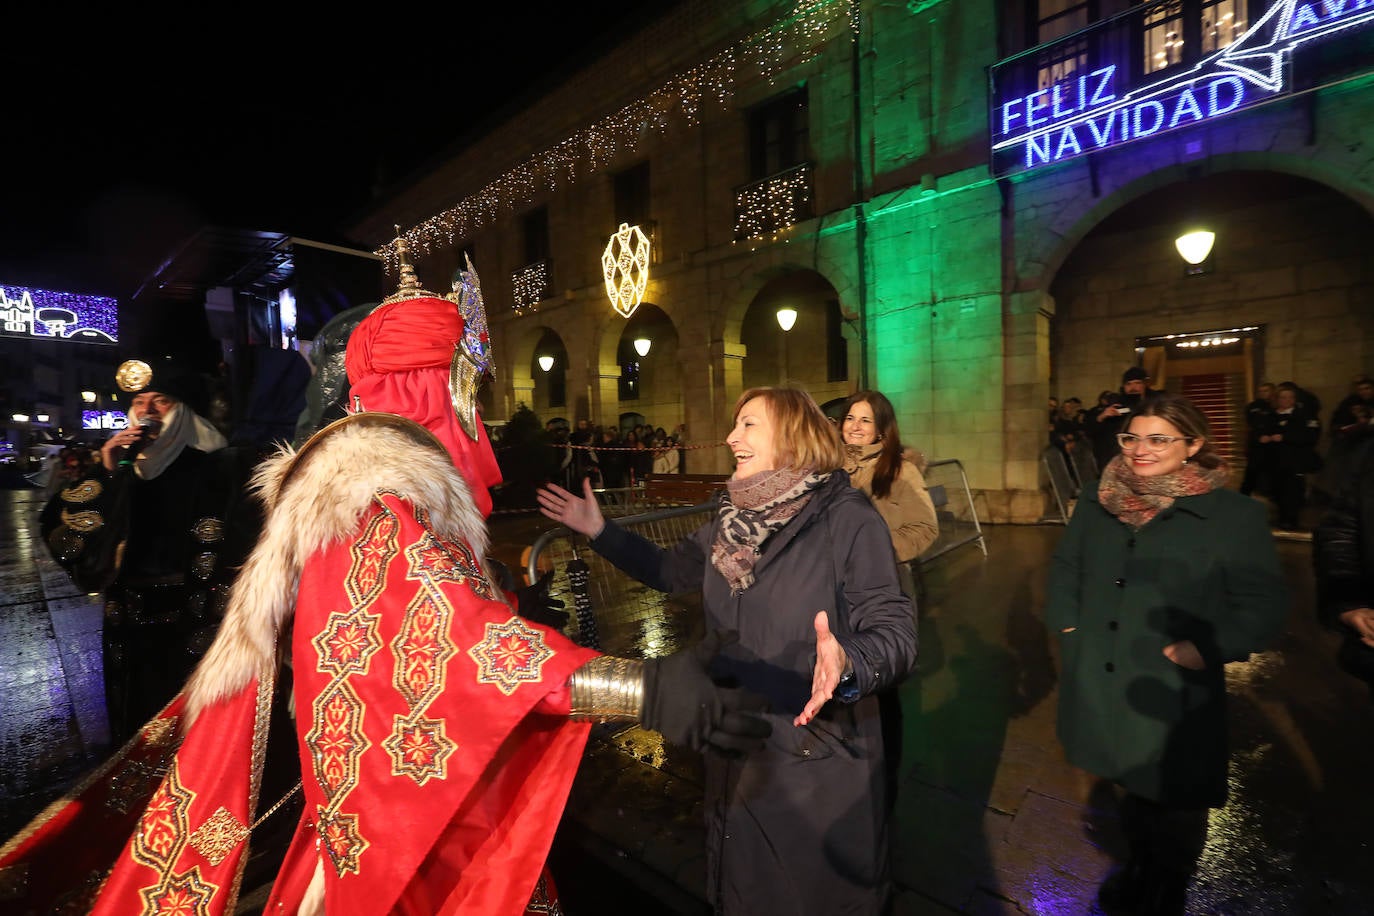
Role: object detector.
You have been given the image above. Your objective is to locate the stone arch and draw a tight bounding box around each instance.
[720,260,858,353]
[736,269,854,408]
[505,323,571,420]
[589,302,683,430]
[1042,166,1374,470]
[1025,152,1374,292]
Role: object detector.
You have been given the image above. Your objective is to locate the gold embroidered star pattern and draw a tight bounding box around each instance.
[468,617,555,696]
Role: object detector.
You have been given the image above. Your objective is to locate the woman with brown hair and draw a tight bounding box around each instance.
[1046,394,1287,915]
[840,390,939,577]
[538,385,916,916]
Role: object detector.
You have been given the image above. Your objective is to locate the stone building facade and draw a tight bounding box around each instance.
[352,0,1374,521]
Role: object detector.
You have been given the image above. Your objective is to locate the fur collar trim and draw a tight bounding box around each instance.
[185,414,491,722]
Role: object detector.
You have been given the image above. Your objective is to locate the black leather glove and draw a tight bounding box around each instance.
[642,630,772,758]
[515,571,570,631]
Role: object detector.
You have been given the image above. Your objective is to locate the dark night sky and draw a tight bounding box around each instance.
[0,6,673,303]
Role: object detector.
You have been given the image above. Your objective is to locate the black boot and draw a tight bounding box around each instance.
[1097,858,1149,914]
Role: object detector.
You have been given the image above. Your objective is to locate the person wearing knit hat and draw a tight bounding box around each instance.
[1086,367,1163,475]
[38,356,263,746]
[2,241,772,916]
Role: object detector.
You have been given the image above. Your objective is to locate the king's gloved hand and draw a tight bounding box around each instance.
[515,570,570,631]
[642,630,772,758]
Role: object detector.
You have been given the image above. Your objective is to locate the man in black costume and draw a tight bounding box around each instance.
[41,359,263,745]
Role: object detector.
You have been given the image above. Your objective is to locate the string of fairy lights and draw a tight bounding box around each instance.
[732,162,814,241]
[511,262,552,315]
[379,0,855,276]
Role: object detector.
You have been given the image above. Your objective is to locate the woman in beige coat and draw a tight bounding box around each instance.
[840,390,939,571]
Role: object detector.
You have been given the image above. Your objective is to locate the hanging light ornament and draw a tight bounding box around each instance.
[602,222,652,318]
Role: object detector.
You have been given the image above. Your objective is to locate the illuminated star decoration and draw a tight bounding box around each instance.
[468,617,555,696]
[602,223,652,318]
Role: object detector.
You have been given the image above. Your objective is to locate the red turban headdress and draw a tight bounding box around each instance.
[346,295,502,517]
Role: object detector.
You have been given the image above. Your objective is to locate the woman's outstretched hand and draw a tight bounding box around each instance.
[536,477,606,539]
[794,611,849,727]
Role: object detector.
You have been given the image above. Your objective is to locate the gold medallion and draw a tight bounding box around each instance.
[115,359,153,392]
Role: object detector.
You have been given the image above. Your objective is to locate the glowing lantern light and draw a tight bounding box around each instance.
[1174,230,1215,265]
[603,223,652,318]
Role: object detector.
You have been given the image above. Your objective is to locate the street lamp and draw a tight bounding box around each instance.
[633,337,652,357]
[1175,229,1215,275]
[775,307,798,384]
[538,355,555,372]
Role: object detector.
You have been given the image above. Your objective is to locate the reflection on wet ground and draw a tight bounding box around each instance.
[3,494,1373,915]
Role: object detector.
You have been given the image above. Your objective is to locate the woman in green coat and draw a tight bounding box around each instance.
[1045,395,1286,916]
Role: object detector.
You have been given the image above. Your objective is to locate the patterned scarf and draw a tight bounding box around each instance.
[711,468,828,594]
[1097,454,1229,530]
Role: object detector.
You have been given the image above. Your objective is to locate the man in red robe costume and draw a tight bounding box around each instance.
[0,246,768,915]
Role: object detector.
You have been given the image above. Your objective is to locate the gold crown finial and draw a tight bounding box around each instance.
[382,229,438,304]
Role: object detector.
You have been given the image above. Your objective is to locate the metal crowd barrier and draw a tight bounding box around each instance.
[527,458,987,653]
[525,502,715,656]
[1040,446,1098,524]
[919,458,988,562]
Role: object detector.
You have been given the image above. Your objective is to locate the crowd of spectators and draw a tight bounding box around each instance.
[1052,369,1374,533]
[546,417,687,490]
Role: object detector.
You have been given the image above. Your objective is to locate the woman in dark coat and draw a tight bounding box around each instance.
[1046,395,1286,916]
[538,386,917,915]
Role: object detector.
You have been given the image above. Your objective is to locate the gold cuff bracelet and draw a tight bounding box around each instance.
[568,656,645,722]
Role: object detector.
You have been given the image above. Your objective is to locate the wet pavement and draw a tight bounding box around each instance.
[2,484,1373,915]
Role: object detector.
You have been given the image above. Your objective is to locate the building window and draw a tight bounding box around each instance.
[1034,0,1093,88]
[619,361,640,401]
[748,88,809,181]
[617,337,641,401]
[514,208,552,313]
[523,206,550,265]
[1200,0,1247,55]
[613,162,651,228]
[1141,0,1250,75]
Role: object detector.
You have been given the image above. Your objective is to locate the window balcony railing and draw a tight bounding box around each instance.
[733,163,814,241]
[511,260,552,315]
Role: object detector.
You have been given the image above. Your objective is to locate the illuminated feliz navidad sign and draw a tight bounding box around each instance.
[991,0,1374,177]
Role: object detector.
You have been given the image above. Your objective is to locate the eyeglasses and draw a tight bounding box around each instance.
[1116,433,1193,451]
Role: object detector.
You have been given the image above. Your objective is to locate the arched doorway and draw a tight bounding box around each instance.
[1049,169,1374,481]
[740,270,855,406]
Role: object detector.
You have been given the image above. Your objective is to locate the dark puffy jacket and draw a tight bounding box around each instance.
[591,471,916,915]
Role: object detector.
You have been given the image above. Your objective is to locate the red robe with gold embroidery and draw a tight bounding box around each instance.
[267,491,595,913]
[0,415,596,915]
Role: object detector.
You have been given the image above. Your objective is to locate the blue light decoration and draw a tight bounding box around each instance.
[82,410,129,432]
[991,0,1374,177]
[0,285,118,344]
